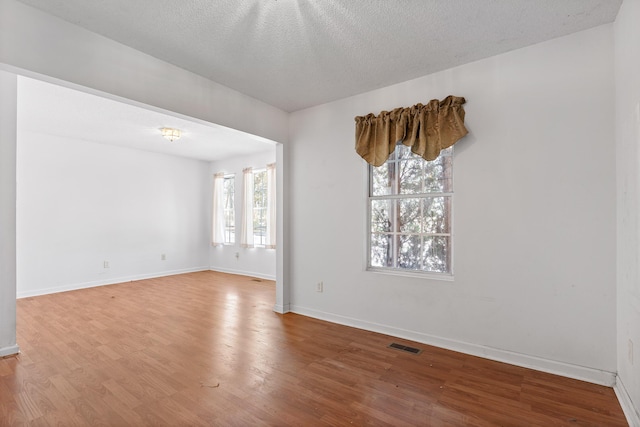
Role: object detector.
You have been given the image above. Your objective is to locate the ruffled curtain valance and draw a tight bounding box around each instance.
[355,96,468,167]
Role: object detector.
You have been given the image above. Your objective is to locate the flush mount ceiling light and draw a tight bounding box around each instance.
[160,127,181,142]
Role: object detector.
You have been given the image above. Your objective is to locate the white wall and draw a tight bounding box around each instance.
[16,131,211,298]
[614,0,640,423]
[0,0,288,144]
[288,25,617,384]
[209,150,277,280]
[0,0,629,404]
[0,70,19,356]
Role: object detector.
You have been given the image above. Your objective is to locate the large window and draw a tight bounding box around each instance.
[212,172,234,247]
[223,175,235,244]
[368,144,453,275]
[240,165,276,249]
[253,169,267,246]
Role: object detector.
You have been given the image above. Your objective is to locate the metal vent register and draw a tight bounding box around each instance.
[388,343,422,354]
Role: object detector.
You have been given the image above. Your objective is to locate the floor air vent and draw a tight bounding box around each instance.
[388,343,422,354]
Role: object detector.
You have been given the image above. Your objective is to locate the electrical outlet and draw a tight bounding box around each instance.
[161,254,166,261]
[316,281,323,293]
[629,339,634,365]
[103,261,109,268]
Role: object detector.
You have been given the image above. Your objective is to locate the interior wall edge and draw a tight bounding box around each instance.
[209,268,275,282]
[0,69,18,354]
[614,376,640,427]
[272,303,291,314]
[0,345,19,358]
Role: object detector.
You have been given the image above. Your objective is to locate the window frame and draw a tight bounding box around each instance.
[365,145,454,281]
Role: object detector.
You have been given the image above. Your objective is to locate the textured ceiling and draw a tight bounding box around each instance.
[16,0,622,112]
[18,77,276,162]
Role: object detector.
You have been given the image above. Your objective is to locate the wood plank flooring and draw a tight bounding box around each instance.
[1,271,627,426]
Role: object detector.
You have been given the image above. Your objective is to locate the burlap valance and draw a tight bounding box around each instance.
[355,96,468,167]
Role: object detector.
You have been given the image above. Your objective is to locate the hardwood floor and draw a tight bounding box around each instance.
[1,271,627,426]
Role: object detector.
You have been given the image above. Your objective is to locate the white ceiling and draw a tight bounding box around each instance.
[16,0,622,112]
[18,77,276,162]
[14,1,622,161]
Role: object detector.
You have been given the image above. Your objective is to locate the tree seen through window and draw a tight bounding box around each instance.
[253,170,267,246]
[369,145,452,274]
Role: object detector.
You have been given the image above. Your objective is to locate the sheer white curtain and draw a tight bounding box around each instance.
[211,173,225,246]
[266,163,276,249]
[240,167,254,248]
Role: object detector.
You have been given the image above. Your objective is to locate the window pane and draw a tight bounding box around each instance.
[422,197,451,234]
[424,155,453,193]
[422,236,450,273]
[397,144,420,160]
[223,176,235,244]
[253,206,266,245]
[371,163,394,196]
[398,234,421,270]
[223,178,234,203]
[387,146,397,161]
[224,209,235,243]
[370,233,393,267]
[399,198,421,233]
[371,199,394,233]
[253,171,267,245]
[398,159,423,194]
[253,171,267,208]
[442,155,453,192]
[440,146,453,157]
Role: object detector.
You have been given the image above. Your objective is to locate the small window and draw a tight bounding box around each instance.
[368,145,453,275]
[223,175,235,244]
[253,169,267,246]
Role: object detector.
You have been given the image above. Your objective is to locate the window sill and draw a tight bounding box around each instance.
[366,267,454,282]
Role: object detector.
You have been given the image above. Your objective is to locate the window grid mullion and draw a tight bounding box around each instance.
[370,193,453,201]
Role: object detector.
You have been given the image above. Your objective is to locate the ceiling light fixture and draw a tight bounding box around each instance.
[161,127,181,142]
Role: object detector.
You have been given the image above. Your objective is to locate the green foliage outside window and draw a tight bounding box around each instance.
[369,145,453,274]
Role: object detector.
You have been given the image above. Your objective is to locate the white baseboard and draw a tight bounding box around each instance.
[615,376,640,427]
[0,344,20,357]
[290,305,617,387]
[209,267,275,282]
[16,267,210,298]
[273,303,291,314]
